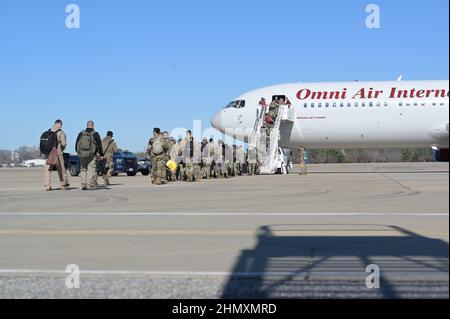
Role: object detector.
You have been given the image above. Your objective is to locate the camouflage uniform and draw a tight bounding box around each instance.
[180,136,196,182]
[247,147,258,175]
[166,138,178,181]
[147,134,169,185]
[222,144,232,178]
[194,141,203,181]
[201,140,212,179]
[237,145,245,176]
[101,135,118,185]
[211,141,222,178]
[170,140,183,181]
[230,146,238,177]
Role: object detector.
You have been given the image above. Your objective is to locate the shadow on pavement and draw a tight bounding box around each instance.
[221,225,449,299]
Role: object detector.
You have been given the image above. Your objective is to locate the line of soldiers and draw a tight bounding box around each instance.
[44,121,265,190]
[147,128,261,185]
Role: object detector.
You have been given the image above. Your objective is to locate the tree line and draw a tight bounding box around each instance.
[0,146,41,165]
[0,146,433,165]
[300,148,432,163]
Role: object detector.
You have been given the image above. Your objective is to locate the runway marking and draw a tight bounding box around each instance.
[0,229,447,237]
[0,212,448,217]
[0,269,447,278]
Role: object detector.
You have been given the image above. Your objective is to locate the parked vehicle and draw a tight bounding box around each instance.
[68,150,139,177]
[137,158,152,176]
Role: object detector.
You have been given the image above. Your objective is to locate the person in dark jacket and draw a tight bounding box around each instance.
[75,120,104,190]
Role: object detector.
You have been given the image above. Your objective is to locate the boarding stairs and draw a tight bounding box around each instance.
[248,104,295,174]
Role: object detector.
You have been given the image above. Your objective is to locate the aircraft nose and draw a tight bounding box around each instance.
[211,111,223,132]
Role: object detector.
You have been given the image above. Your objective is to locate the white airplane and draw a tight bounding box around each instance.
[211,80,449,162]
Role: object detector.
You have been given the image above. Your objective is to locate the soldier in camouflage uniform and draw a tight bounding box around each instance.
[175,138,184,180]
[210,139,222,178]
[237,145,245,176]
[247,146,258,175]
[194,140,203,181]
[231,145,238,177]
[101,131,118,186]
[162,132,173,182]
[180,130,196,182]
[201,138,212,179]
[222,142,232,178]
[147,128,169,185]
[166,137,178,182]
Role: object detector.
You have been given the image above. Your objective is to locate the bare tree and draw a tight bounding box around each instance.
[0,149,13,164]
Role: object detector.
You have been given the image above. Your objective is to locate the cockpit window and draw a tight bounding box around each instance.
[224,100,246,109]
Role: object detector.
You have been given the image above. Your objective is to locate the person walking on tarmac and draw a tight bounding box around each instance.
[101,131,118,186]
[75,121,104,191]
[42,119,70,191]
[147,128,169,185]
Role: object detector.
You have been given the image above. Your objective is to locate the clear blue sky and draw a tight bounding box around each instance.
[0,0,448,153]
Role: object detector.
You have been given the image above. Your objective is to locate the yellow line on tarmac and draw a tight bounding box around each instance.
[0,229,447,237]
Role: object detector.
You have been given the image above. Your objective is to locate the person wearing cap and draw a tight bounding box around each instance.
[147,128,169,185]
[237,145,246,176]
[162,131,173,182]
[175,138,184,180]
[101,131,118,185]
[167,137,178,182]
[247,146,258,175]
[201,137,212,179]
[211,139,223,178]
[180,130,196,182]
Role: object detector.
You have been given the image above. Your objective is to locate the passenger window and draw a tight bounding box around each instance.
[304,103,308,108]
[311,103,315,108]
[318,103,322,108]
[347,102,351,107]
[362,102,366,107]
[354,102,358,107]
[325,103,330,108]
[369,102,373,107]
[340,102,344,107]
[376,102,381,107]
[384,102,388,107]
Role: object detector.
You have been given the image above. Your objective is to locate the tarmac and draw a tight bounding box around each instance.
[0,162,448,298]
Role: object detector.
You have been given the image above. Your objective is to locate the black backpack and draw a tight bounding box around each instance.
[40,129,58,155]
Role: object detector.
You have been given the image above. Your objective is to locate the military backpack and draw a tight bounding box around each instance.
[77,130,97,159]
[40,129,59,155]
